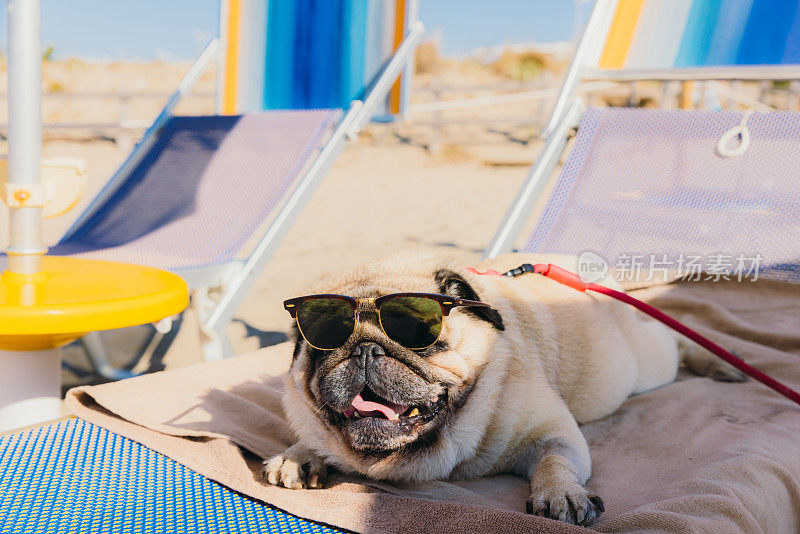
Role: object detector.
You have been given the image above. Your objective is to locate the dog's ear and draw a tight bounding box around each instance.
[434,269,504,331]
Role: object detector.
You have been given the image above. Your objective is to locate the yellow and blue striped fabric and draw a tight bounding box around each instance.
[600,0,800,69]
[0,419,343,534]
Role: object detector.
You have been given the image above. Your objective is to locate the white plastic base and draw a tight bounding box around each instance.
[0,348,61,432]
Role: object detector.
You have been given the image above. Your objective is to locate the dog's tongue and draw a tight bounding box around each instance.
[351,394,408,421]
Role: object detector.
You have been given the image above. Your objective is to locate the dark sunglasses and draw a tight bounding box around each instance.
[284,293,492,351]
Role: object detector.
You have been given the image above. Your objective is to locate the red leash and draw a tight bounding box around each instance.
[467,263,800,406]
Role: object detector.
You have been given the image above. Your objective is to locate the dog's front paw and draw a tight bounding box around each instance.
[526,482,604,526]
[262,444,327,489]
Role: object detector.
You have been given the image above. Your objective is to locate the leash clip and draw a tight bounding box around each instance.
[502,263,536,277]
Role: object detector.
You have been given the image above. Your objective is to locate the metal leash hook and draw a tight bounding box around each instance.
[717,109,754,158]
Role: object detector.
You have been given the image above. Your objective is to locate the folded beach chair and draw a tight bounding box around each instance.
[53,5,423,379]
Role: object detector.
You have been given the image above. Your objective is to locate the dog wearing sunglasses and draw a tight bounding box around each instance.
[263,251,742,526]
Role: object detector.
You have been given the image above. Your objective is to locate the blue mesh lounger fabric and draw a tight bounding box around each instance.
[522,108,800,284]
[51,109,342,271]
[0,418,345,534]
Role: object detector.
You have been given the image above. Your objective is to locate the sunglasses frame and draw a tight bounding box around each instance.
[283,292,492,351]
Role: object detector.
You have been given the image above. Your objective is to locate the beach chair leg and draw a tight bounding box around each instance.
[144,314,183,373]
[199,326,233,362]
[193,286,231,361]
[73,314,183,381]
[80,332,136,381]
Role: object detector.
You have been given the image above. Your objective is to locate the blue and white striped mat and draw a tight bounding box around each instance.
[0,418,343,534]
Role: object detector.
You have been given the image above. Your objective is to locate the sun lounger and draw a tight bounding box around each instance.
[485,104,800,284]
[5,279,800,534]
[488,0,800,281]
[53,20,423,379]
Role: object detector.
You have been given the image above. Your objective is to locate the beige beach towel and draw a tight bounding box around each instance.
[66,279,800,533]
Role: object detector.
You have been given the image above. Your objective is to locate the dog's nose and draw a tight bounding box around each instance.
[351,341,385,361]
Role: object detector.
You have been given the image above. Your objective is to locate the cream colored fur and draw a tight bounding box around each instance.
[265,251,731,525]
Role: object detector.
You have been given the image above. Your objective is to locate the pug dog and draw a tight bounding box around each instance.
[263,251,743,526]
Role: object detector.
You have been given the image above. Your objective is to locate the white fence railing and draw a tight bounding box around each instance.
[0,91,216,136]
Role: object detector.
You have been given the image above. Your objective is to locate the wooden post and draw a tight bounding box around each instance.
[430,83,442,155]
[679,80,695,109]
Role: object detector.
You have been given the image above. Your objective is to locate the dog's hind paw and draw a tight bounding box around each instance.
[682,342,747,383]
[262,443,327,490]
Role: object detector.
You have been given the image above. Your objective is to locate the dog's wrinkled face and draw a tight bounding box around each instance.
[289,262,504,457]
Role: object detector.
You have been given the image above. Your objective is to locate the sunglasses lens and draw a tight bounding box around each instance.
[296,298,355,350]
[379,296,443,349]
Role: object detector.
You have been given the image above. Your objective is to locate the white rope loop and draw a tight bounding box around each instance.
[717,109,754,158]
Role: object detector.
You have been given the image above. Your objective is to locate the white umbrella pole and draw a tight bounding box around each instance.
[6,0,45,274]
[0,0,60,432]
[0,348,60,431]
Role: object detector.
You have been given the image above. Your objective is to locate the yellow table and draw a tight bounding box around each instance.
[0,256,188,431]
